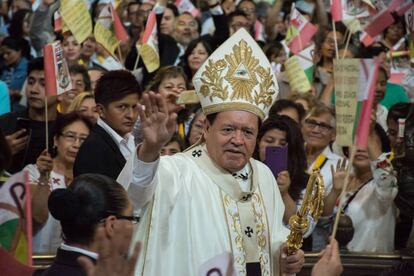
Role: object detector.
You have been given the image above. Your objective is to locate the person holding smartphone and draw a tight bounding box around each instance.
[256,115,313,250]
[0,57,58,174]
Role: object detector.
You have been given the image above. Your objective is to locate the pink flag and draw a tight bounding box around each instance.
[355,59,380,148]
[43,42,72,96]
[286,5,318,55]
[331,0,342,22]
[390,0,414,16]
[175,0,200,18]
[110,4,129,42]
[363,8,395,38]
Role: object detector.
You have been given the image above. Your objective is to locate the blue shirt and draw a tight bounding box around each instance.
[0,57,28,91]
[0,81,10,116]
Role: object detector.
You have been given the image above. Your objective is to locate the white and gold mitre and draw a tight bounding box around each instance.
[192,28,279,120]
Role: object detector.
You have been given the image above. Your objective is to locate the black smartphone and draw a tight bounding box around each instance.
[16,117,30,132]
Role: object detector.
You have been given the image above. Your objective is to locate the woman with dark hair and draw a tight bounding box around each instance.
[8,9,34,57]
[0,36,29,98]
[256,115,312,249]
[381,17,406,50]
[185,108,206,147]
[313,25,345,96]
[36,173,138,276]
[134,66,188,143]
[179,38,212,85]
[24,112,93,253]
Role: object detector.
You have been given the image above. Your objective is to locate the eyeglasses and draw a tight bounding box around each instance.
[115,215,140,224]
[99,215,140,225]
[239,7,256,14]
[60,132,88,144]
[304,119,334,133]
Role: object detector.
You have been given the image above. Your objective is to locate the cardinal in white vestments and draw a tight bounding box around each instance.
[117,29,305,276]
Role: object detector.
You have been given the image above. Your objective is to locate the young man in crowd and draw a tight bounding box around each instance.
[0,57,57,173]
[73,70,141,179]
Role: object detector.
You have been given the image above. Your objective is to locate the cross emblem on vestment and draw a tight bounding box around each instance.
[192,150,202,157]
[241,193,252,202]
[245,226,254,237]
[52,178,60,184]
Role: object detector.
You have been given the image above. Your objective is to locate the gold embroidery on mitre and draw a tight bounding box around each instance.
[200,59,229,101]
[254,66,276,109]
[224,39,258,102]
[198,38,276,115]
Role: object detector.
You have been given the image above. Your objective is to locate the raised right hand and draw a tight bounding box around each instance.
[330,159,348,196]
[6,129,28,155]
[138,92,177,162]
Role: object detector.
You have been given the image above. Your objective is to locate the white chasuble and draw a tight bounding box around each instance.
[131,145,289,276]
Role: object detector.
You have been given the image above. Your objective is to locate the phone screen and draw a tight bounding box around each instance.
[264,146,288,176]
[16,117,30,132]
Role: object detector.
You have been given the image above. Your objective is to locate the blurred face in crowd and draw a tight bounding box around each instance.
[78,97,99,125]
[161,140,181,156]
[81,35,97,60]
[352,148,371,171]
[271,48,286,66]
[160,8,176,36]
[205,111,259,173]
[188,42,209,74]
[26,70,57,111]
[98,94,140,137]
[258,128,287,161]
[274,16,287,36]
[11,0,30,13]
[387,118,401,151]
[59,72,86,112]
[385,22,404,44]
[1,46,21,67]
[302,112,336,150]
[138,3,153,23]
[127,3,141,26]
[321,31,343,60]
[374,69,387,107]
[238,1,256,28]
[158,75,186,114]
[174,13,199,47]
[54,120,90,165]
[88,69,103,92]
[62,35,81,63]
[229,15,249,35]
[22,12,33,36]
[188,112,206,146]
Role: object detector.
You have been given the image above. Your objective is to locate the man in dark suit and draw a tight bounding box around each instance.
[73,70,142,179]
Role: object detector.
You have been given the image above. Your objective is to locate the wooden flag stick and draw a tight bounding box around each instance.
[332,19,339,59]
[133,48,141,71]
[331,145,356,239]
[117,44,123,64]
[342,31,352,59]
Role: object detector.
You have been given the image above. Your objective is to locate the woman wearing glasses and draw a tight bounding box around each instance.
[24,112,93,254]
[34,174,138,276]
[301,103,343,251]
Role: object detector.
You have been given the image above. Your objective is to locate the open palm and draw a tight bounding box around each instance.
[138,92,177,158]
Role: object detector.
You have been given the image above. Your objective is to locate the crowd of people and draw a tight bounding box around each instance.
[0,0,414,275]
